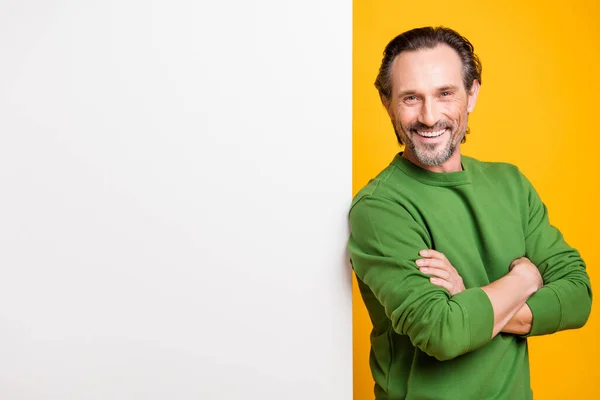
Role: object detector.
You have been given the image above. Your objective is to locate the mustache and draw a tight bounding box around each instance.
[406,121,454,131]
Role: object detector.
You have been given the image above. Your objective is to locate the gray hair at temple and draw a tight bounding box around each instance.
[374,26,482,102]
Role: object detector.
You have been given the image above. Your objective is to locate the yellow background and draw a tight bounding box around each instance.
[353,1,599,399]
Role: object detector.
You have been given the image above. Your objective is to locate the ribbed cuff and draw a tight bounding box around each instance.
[454,288,494,350]
[524,287,561,336]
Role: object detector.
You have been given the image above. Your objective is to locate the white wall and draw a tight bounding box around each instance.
[0,1,352,399]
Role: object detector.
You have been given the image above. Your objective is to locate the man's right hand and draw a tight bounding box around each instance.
[509,257,543,291]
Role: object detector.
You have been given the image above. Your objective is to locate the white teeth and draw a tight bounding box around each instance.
[416,129,446,138]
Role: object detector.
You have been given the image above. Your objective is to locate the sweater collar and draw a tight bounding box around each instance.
[391,152,472,186]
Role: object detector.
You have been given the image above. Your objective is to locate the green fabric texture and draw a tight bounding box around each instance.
[349,153,592,400]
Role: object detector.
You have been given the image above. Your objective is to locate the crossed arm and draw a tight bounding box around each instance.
[417,250,539,335]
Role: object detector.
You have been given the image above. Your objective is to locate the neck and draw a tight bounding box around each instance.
[402,147,463,173]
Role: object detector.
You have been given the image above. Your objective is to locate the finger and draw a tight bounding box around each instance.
[416,258,449,270]
[419,266,451,280]
[429,277,453,293]
[419,249,448,261]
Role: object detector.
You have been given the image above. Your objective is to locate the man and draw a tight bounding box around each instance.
[348,26,592,400]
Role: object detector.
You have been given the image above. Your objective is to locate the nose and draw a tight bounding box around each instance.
[418,98,439,127]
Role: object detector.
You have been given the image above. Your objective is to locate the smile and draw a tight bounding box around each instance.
[415,129,446,138]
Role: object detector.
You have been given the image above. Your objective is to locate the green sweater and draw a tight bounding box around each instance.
[348,153,592,400]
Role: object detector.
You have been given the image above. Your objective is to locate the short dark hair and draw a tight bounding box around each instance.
[375,26,482,102]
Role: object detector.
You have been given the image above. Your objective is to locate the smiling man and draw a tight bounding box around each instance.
[348,27,592,400]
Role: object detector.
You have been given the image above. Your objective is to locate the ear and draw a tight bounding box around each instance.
[467,79,480,113]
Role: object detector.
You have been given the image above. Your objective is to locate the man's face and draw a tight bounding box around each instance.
[385,44,479,169]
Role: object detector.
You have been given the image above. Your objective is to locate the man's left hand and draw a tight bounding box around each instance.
[416,249,465,295]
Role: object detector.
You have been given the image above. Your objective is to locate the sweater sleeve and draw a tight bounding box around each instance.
[520,174,592,336]
[348,194,494,361]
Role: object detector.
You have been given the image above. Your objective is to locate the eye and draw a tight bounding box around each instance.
[440,91,452,97]
[404,95,418,103]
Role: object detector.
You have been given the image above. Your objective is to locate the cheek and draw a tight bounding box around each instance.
[396,107,418,126]
[441,102,468,123]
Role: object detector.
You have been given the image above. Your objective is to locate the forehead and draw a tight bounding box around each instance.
[390,44,464,92]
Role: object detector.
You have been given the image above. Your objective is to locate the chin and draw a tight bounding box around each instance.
[417,155,448,167]
[414,145,455,167]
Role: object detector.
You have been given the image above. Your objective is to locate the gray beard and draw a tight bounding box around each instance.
[407,139,457,167]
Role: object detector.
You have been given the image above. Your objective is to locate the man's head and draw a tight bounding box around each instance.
[375,27,482,169]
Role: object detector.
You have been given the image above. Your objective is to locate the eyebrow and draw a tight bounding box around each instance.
[396,85,461,98]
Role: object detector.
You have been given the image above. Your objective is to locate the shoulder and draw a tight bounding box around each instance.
[351,161,407,210]
[348,162,423,236]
